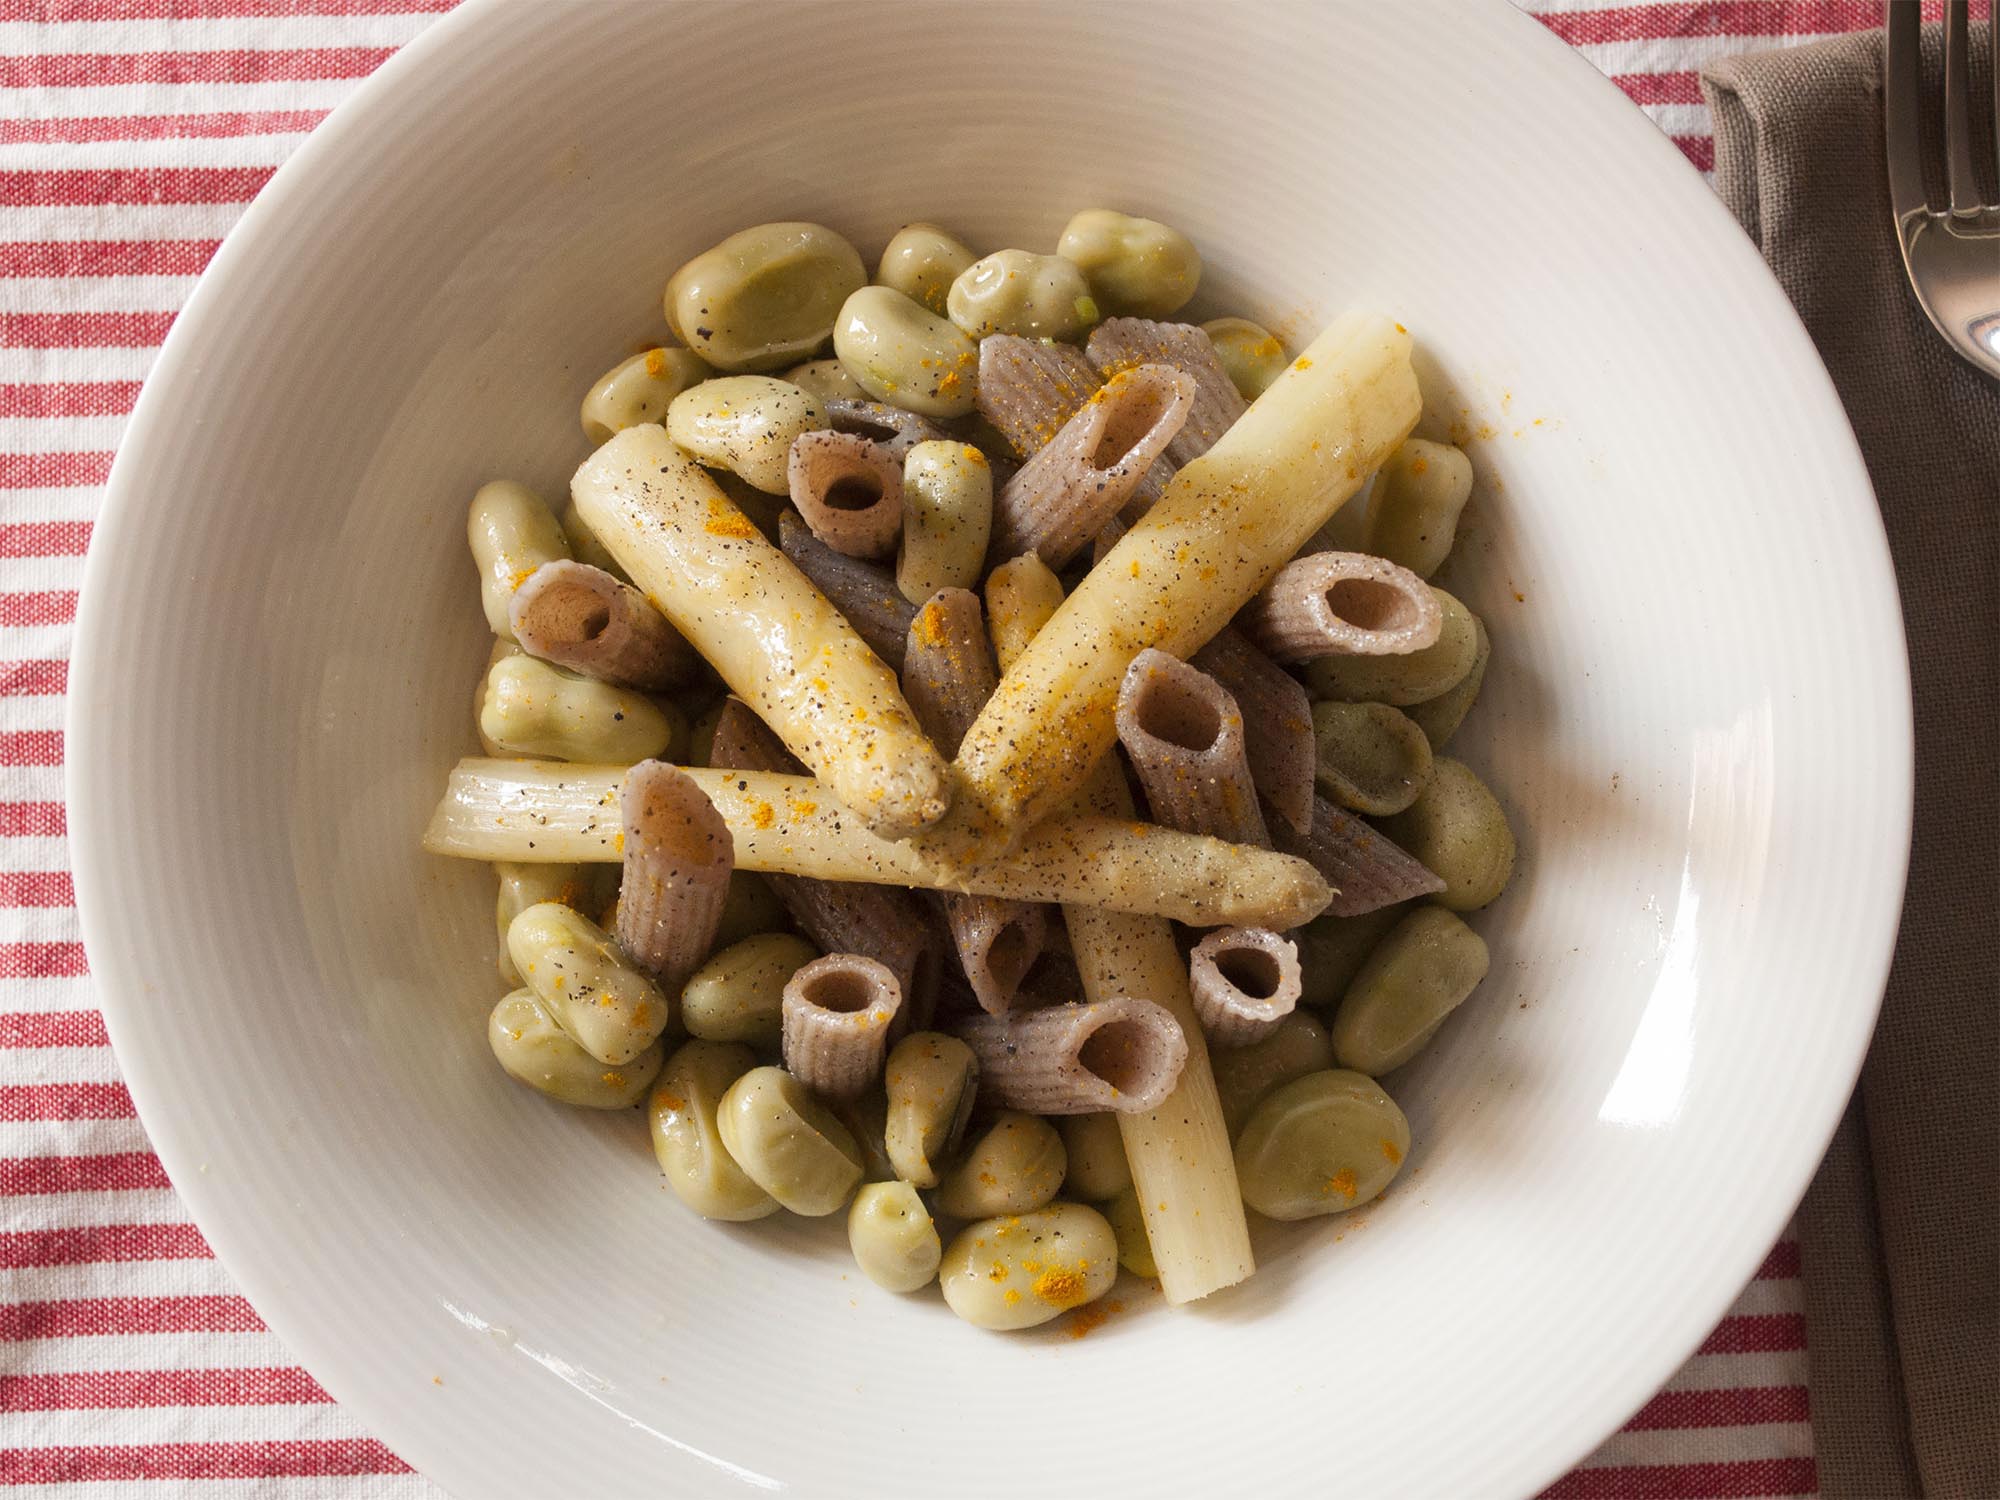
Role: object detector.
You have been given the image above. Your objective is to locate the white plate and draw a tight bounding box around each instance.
[68,1,1912,1495]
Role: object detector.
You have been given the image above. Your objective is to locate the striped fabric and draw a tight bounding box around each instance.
[0,2,1907,1494]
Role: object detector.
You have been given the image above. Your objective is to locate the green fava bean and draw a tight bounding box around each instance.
[1378,757,1516,912]
[882,1031,978,1188]
[649,1041,779,1221]
[1105,1187,1158,1278]
[1303,587,1480,706]
[835,1087,897,1183]
[783,358,868,404]
[558,499,628,581]
[1212,1010,1335,1140]
[709,871,786,949]
[1058,1113,1132,1201]
[1405,613,1490,750]
[1056,209,1202,318]
[1202,317,1289,399]
[847,1181,941,1292]
[467,480,569,640]
[1293,906,1405,1009]
[489,989,662,1109]
[946,249,1098,342]
[1367,439,1475,580]
[933,1111,1066,1219]
[665,375,828,494]
[506,901,670,1066]
[939,1203,1117,1331]
[1311,699,1435,816]
[876,222,977,316]
[493,861,594,985]
[679,931,818,1048]
[664,222,866,373]
[1333,907,1490,1075]
[478,654,677,764]
[831,286,979,418]
[1234,1069,1411,1220]
[580,346,710,444]
[716,1065,864,1216]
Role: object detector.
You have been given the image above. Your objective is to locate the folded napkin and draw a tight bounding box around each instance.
[1702,26,1998,1500]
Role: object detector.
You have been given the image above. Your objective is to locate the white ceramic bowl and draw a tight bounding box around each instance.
[69,1,1912,1495]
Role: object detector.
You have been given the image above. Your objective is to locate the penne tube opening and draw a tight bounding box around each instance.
[956,997,1190,1115]
[1188,927,1302,1048]
[988,363,1195,568]
[509,559,701,691]
[1116,648,1268,848]
[945,893,1047,1015]
[1241,551,1442,663]
[788,430,903,559]
[782,953,904,1101]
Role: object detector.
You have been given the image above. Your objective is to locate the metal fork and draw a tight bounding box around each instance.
[1886,0,2000,379]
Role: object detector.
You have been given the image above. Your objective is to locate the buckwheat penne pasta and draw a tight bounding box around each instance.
[1269,792,1446,917]
[1086,316,1247,469]
[509,560,702,692]
[989,364,1195,568]
[902,590,1049,1013]
[787,430,903,559]
[468,480,570,641]
[897,441,994,604]
[1191,627,1316,836]
[615,762,733,987]
[1116,648,1268,847]
[1302,585,1479,705]
[424,758,1331,928]
[1238,550,1442,663]
[776,509,918,672]
[781,953,904,1101]
[953,997,1188,1115]
[1188,927,1302,1048]
[572,424,950,839]
[936,312,1420,850]
[824,397,948,460]
[489,988,664,1109]
[943,896,1047,1017]
[710,701,937,1021]
[901,588,999,757]
[973,333,1102,456]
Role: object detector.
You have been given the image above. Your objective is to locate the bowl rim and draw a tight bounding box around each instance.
[66,0,1916,1493]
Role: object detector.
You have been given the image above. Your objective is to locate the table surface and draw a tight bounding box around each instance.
[2,2,1907,1494]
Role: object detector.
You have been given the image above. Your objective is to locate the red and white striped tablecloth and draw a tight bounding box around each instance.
[0,2,1908,1493]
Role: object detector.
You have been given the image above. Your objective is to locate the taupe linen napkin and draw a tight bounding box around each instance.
[1701,25,1997,1500]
